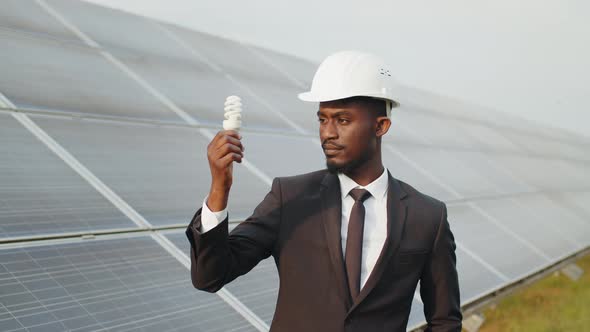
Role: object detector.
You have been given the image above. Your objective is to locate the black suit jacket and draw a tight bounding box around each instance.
[186,170,462,331]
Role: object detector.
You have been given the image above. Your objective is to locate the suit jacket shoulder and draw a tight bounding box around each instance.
[395,178,448,250]
[398,178,445,211]
[275,169,329,200]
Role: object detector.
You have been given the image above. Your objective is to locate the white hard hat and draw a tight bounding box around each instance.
[298,50,399,117]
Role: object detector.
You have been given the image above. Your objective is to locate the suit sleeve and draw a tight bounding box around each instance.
[185,177,282,292]
[420,202,462,332]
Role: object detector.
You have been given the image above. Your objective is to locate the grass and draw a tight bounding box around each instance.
[473,251,590,332]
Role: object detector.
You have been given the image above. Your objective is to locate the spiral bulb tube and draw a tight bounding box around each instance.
[223,95,242,131]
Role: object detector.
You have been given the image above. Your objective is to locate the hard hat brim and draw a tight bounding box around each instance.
[298,91,400,108]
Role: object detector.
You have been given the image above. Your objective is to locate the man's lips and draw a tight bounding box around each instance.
[322,142,344,150]
[322,142,344,156]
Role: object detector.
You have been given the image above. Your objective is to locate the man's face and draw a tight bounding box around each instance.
[318,101,378,174]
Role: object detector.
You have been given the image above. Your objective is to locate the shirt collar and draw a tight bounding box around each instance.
[337,168,389,201]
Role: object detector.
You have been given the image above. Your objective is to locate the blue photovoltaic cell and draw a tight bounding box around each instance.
[448,203,547,279]
[33,116,270,226]
[165,230,279,325]
[241,133,323,179]
[0,0,78,41]
[0,31,178,122]
[0,236,256,332]
[0,113,137,239]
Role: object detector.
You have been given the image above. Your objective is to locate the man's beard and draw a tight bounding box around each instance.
[326,149,371,175]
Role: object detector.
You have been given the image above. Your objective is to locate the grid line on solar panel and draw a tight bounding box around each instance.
[4,96,586,166]
[396,90,590,150]
[454,241,509,281]
[0,0,79,42]
[163,231,279,326]
[241,44,308,89]
[0,31,185,123]
[30,0,310,134]
[0,113,139,240]
[31,0,198,126]
[479,197,583,258]
[12,112,151,230]
[32,115,271,227]
[0,236,257,332]
[244,45,316,88]
[384,144,461,200]
[449,203,553,280]
[466,202,552,261]
[4,0,590,151]
[155,24,309,134]
[27,1,282,200]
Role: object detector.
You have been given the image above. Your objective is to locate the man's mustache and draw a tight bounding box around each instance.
[322,140,345,150]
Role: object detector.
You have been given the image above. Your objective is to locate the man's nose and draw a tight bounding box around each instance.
[320,120,338,141]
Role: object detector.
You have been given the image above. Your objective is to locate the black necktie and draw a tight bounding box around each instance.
[345,188,371,300]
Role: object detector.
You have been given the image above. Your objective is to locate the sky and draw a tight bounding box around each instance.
[84,0,589,138]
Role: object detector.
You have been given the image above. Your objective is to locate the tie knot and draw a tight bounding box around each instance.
[349,188,371,203]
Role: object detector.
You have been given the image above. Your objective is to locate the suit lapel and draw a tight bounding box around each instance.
[348,171,408,313]
[319,173,351,307]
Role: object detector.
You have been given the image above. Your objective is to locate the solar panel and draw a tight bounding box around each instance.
[493,154,587,191]
[454,246,505,302]
[241,133,323,178]
[31,115,270,226]
[551,191,590,220]
[164,230,280,325]
[43,0,301,132]
[392,110,483,149]
[0,32,177,122]
[162,24,319,134]
[0,113,136,240]
[243,45,316,87]
[445,150,535,194]
[395,146,502,198]
[516,194,590,247]
[475,197,581,259]
[0,0,78,41]
[382,145,457,201]
[501,131,590,161]
[161,25,301,87]
[0,235,256,332]
[448,203,547,279]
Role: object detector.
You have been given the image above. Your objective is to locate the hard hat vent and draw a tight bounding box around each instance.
[379,68,392,77]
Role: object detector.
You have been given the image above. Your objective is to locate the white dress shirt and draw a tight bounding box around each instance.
[199,168,389,289]
[338,169,389,289]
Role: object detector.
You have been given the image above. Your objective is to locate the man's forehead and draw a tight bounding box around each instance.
[319,100,361,111]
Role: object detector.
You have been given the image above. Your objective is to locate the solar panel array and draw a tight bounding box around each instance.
[1,0,588,331]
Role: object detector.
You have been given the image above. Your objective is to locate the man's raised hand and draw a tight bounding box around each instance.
[206,130,244,212]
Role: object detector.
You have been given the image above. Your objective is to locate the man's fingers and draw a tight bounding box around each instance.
[207,130,244,170]
[216,152,243,168]
[215,142,244,158]
[212,132,243,152]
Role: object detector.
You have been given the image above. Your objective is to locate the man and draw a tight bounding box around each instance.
[186,51,462,331]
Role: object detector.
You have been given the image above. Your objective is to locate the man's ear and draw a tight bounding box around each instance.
[375,116,391,137]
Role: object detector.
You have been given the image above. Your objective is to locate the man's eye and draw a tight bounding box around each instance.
[338,118,349,124]
[318,118,325,123]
